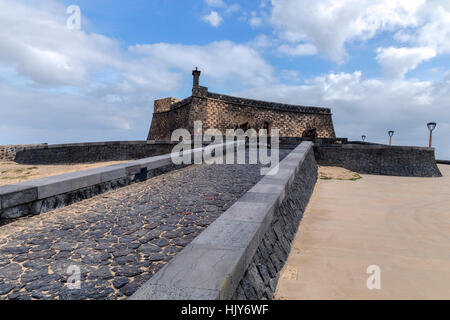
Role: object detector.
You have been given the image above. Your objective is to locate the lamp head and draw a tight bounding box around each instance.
[427,122,436,132]
[388,130,394,137]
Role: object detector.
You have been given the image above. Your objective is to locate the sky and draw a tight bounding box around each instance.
[0,0,449,159]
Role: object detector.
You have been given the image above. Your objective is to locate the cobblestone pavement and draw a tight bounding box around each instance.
[0,150,289,300]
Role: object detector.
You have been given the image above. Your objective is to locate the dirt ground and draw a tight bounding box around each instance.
[275,164,450,299]
[0,160,127,186]
[318,166,362,181]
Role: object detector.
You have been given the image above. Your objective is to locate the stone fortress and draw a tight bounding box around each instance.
[0,69,444,301]
[148,68,336,141]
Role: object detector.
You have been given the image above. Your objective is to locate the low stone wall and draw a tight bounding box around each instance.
[278,137,347,149]
[129,141,318,300]
[0,154,177,219]
[1,142,230,219]
[314,144,442,177]
[13,141,175,164]
[233,147,317,299]
[0,144,47,161]
[0,142,241,220]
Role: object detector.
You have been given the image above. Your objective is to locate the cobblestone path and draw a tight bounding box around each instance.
[0,151,289,300]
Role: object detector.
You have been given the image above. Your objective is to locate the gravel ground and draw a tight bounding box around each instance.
[0,150,289,300]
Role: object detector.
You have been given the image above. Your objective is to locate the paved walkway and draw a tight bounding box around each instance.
[0,150,289,300]
[276,164,450,300]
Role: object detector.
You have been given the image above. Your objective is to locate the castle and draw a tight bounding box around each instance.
[147,69,336,141]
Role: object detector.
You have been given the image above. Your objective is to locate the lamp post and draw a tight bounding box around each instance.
[427,122,436,148]
[362,135,366,142]
[388,130,394,145]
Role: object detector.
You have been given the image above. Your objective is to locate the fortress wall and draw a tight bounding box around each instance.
[147,91,336,141]
[153,97,181,113]
[314,144,442,177]
[14,141,175,165]
[0,144,47,161]
[198,95,336,138]
[130,142,318,300]
[147,100,192,140]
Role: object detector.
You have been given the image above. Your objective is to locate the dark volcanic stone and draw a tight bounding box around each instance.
[0,283,14,295]
[0,263,22,280]
[112,277,129,289]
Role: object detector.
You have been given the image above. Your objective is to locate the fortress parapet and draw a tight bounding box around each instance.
[154,97,181,113]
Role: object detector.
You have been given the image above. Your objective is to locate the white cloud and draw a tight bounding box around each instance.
[0,82,144,144]
[238,70,450,159]
[247,34,274,49]
[204,0,226,8]
[202,11,224,27]
[405,3,450,55]
[0,0,122,87]
[270,0,426,62]
[0,0,275,145]
[131,41,274,86]
[249,11,263,27]
[0,0,273,92]
[278,43,318,56]
[280,69,300,82]
[225,4,241,15]
[376,47,436,79]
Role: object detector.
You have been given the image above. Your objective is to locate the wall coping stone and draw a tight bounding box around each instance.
[320,143,434,151]
[15,140,177,152]
[207,92,331,115]
[129,141,314,300]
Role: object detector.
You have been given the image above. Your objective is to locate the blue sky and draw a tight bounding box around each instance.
[1,0,449,158]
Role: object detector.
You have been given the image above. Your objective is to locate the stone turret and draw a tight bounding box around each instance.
[153,97,181,113]
[192,67,201,88]
[192,68,208,97]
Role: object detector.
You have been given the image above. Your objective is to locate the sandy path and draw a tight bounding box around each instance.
[0,161,127,187]
[275,165,450,300]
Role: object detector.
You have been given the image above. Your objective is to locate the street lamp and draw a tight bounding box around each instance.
[362,135,366,142]
[388,130,394,145]
[427,122,436,148]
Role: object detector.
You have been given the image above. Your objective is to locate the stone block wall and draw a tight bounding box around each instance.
[314,144,442,177]
[14,141,175,164]
[153,97,181,113]
[204,92,336,138]
[0,144,47,161]
[147,88,336,141]
[147,99,192,141]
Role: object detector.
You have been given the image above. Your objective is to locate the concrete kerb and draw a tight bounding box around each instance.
[0,184,38,209]
[129,141,314,300]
